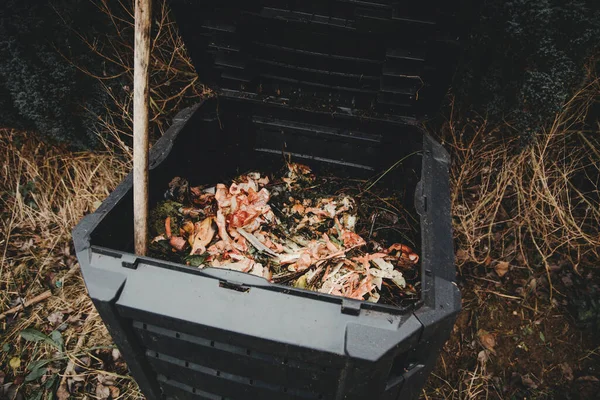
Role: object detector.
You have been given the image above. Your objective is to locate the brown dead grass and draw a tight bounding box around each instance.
[446,74,600,284]
[0,128,140,398]
[62,0,211,156]
[0,1,210,397]
[424,68,600,399]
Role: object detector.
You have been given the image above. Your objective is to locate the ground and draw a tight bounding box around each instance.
[424,263,600,399]
[0,79,599,399]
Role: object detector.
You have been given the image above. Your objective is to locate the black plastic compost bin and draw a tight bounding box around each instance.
[73,1,472,399]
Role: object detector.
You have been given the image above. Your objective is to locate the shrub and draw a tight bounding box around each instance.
[0,0,120,148]
[454,0,600,138]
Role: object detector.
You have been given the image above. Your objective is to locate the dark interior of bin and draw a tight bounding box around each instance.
[169,0,465,119]
[91,96,424,256]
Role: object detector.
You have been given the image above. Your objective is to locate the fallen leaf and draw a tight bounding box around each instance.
[9,357,21,370]
[494,261,510,277]
[50,330,64,350]
[56,382,69,399]
[109,385,120,398]
[477,349,490,364]
[294,275,307,289]
[96,383,110,400]
[456,249,469,261]
[91,200,102,212]
[561,363,574,381]
[521,375,538,389]
[477,330,496,353]
[577,376,600,382]
[20,328,50,343]
[97,374,116,386]
[0,382,22,400]
[25,366,47,382]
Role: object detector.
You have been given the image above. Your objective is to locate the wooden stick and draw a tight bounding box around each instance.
[133,0,153,256]
[0,290,52,321]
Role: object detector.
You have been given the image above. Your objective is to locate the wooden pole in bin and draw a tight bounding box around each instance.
[133,0,152,256]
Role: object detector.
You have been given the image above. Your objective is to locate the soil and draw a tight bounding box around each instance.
[425,262,600,399]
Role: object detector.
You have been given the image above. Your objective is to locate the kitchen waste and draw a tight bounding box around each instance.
[149,163,420,306]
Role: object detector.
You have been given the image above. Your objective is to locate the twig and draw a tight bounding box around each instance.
[0,290,52,321]
[56,263,81,287]
[362,151,421,193]
[58,314,92,396]
[475,289,522,300]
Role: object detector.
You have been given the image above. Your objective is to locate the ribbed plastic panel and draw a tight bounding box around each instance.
[170,0,470,117]
[132,320,339,398]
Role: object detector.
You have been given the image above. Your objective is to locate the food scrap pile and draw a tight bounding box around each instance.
[149,163,420,305]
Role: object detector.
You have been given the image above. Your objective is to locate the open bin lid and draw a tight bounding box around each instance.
[168,0,474,120]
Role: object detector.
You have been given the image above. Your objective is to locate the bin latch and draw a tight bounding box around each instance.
[219,280,251,293]
[121,254,140,269]
[341,299,361,315]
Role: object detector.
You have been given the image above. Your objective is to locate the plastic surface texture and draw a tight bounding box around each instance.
[168,0,474,119]
[72,1,463,398]
[73,97,459,400]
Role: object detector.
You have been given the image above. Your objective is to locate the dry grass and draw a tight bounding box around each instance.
[59,0,211,156]
[0,1,209,396]
[424,67,600,399]
[445,74,600,284]
[0,128,139,398]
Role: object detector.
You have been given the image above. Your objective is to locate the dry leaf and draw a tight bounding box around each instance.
[47,311,64,326]
[561,363,574,381]
[111,348,121,361]
[456,249,469,261]
[494,261,510,277]
[56,384,70,400]
[97,374,116,386]
[96,383,110,399]
[0,382,22,400]
[577,376,600,382]
[477,330,496,353]
[477,349,490,364]
[521,375,538,389]
[109,385,120,398]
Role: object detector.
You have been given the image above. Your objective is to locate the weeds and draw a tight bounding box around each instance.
[0,128,134,398]
[444,73,600,280]
[58,0,211,155]
[426,65,600,398]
